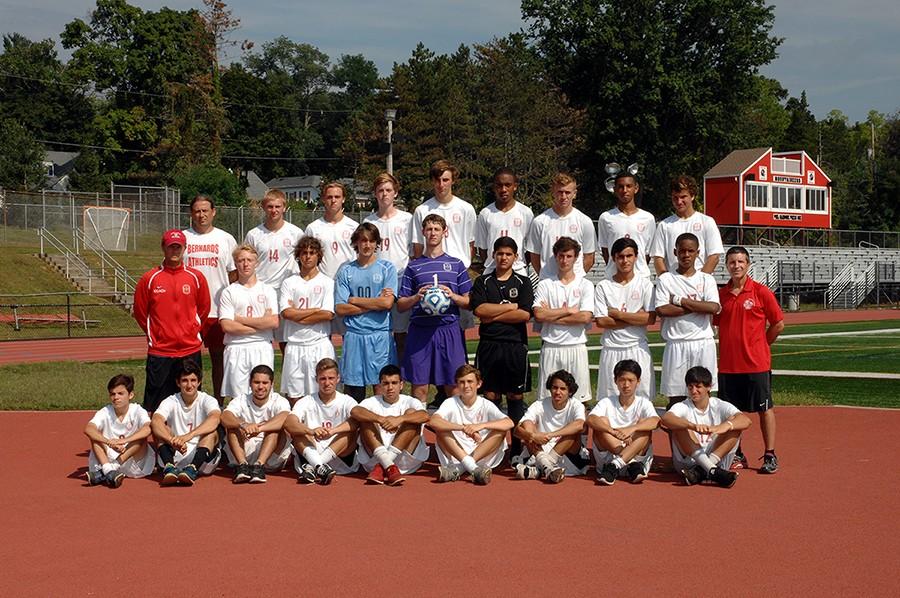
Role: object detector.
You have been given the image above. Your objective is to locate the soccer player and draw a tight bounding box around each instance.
[284,358,359,485]
[218,244,279,399]
[304,181,359,278]
[221,364,291,484]
[84,374,154,488]
[430,365,514,485]
[470,236,533,457]
[650,175,724,275]
[654,233,721,408]
[411,159,476,268]
[588,359,660,485]
[526,173,596,279]
[279,236,336,404]
[151,361,222,486]
[475,168,534,277]
[335,222,398,401]
[593,237,656,402]
[596,172,656,280]
[661,366,752,488]
[398,214,472,405]
[183,194,237,401]
[350,364,430,486]
[513,370,588,484]
[716,246,785,473]
[533,237,595,403]
[133,229,210,413]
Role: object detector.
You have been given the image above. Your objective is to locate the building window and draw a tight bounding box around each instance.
[772,157,801,175]
[744,183,768,208]
[773,186,802,210]
[807,188,826,212]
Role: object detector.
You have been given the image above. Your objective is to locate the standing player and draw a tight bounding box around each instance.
[716,246,785,473]
[526,173,596,279]
[183,194,237,401]
[221,364,291,484]
[650,175,724,275]
[350,365,431,486]
[279,237,335,404]
[304,181,359,279]
[596,172,656,280]
[593,237,656,402]
[411,159,476,268]
[218,244,279,399]
[533,237,595,403]
[84,374,154,488]
[430,365,514,485]
[334,223,398,401]
[133,229,210,413]
[475,168,534,276]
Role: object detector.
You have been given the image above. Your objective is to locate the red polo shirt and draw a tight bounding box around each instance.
[715,277,784,374]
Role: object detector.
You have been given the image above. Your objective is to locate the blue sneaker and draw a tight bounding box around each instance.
[177,464,198,486]
[160,463,179,486]
[86,469,106,486]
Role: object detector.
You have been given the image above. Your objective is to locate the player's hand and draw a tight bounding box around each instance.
[416,284,431,297]
[243,423,260,437]
[107,439,127,452]
[461,423,482,440]
[313,426,332,440]
[170,435,188,451]
[380,416,401,432]
[531,431,551,446]
[694,423,712,435]
[380,288,395,298]
[611,428,628,441]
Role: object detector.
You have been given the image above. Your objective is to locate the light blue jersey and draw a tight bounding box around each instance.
[335,258,397,334]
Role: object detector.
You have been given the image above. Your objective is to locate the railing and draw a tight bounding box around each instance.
[73,228,137,296]
[824,263,855,307]
[758,237,780,247]
[37,228,94,294]
[859,240,879,249]
[853,262,878,307]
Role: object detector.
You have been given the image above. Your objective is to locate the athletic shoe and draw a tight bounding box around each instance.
[680,465,707,486]
[160,463,179,486]
[437,465,462,483]
[366,464,386,485]
[472,466,492,485]
[545,466,566,484]
[709,466,738,488]
[177,464,198,486]
[760,453,779,474]
[625,461,647,483]
[731,451,748,470]
[106,469,125,489]
[597,463,618,486]
[385,464,406,486]
[86,469,106,486]
[510,454,524,468]
[514,463,539,480]
[249,463,266,484]
[233,463,251,484]
[314,463,336,486]
[297,463,317,484]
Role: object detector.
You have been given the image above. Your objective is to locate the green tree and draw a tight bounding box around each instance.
[731,75,789,150]
[781,91,817,155]
[174,163,244,206]
[0,118,46,190]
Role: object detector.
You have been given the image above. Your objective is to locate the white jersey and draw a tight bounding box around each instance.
[596,208,656,279]
[183,227,237,318]
[668,397,739,449]
[654,271,719,341]
[590,395,657,429]
[534,277,594,345]
[364,210,413,273]
[526,207,596,278]
[89,403,150,439]
[304,215,359,278]
[435,395,508,454]
[225,391,290,424]
[594,276,654,348]
[521,397,586,434]
[155,391,220,437]
[279,272,335,344]
[244,221,305,293]
[218,280,278,345]
[356,394,427,447]
[475,202,534,274]
[291,391,357,430]
[650,211,724,273]
[411,195,477,267]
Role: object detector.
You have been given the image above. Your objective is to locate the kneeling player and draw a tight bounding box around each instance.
[221,364,291,484]
[351,365,430,486]
[588,360,660,485]
[285,358,359,485]
[84,373,155,488]
[430,365,514,485]
[660,366,751,488]
[151,361,222,486]
[514,369,588,484]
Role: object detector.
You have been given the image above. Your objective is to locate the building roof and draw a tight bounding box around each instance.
[265,175,322,189]
[705,147,770,178]
[244,170,269,201]
[43,150,79,167]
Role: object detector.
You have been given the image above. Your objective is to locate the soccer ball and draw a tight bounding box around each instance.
[420,287,452,316]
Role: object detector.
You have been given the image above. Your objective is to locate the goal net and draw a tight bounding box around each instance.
[83,206,131,252]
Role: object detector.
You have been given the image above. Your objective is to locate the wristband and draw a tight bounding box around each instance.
[672,296,682,307]
[726,420,734,430]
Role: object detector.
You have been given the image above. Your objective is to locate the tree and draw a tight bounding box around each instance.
[0,118,46,191]
[781,91,817,154]
[174,163,244,206]
[731,75,789,150]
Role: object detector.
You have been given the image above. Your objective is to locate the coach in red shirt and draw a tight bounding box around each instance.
[715,246,784,474]
[133,229,211,412]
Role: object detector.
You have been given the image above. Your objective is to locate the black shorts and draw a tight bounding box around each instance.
[143,352,202,413]
[718,372,773,413]
[474,340,531,394]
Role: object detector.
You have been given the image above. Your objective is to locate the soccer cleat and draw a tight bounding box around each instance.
[708,466,738,488]
[625,461,647,484]
[249,463,266,484]
[106,469,125,489]
[385,464,406,486]
[233,463,251,484]
[437,465,462,483]
[297,463,317,484]
[472,466,492,485]
[731,451,748,470]
[680,465,707,486]
[177,464,198,486]
[86,469,106,486]
[514,463,540,480]
[545,466,566,484]
[315,463,336,486]
[597,463,618,486]
[760,453,778,474]
[160,463,179,486]
[366,464,386,485]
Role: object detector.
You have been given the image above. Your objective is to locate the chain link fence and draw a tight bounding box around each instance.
[0,292,142,341]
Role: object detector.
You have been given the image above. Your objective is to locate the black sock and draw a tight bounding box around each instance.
[191,447,211,468]
[158,444,175,465]
[507,398,527,456]
[764,450,776,456]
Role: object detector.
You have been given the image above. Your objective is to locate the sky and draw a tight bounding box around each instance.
[1,0,898,123]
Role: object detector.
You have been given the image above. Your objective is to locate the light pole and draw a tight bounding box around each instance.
[385,108,397,175]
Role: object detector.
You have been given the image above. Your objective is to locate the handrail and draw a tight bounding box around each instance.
[824,263,855,307]
[852,262,878,307]
[73,227,137,295]
[764,262,779,289]
[37,228,94,294]
[858,240,879,249]
[758,237,781,247]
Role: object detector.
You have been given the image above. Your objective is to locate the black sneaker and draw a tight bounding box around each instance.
[249,463,267,484]
[233,463,251,484]
[315,463,336,486]
[86,469,106,486]
[597,462,618,485]
[760,453,778,474]
[106,470,125,488]
[625,461,647,484]
[709,466,738,488]
[297,463,317,484]
[680,465,707,486]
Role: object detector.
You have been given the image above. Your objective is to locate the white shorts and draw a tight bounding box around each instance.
[88,444,156,478]
[661,338,718,396]
[157,441,222,475]
[358,440,430,475]
[593,445,654,476]
[436,442,505,470]
[222,341,275,398]
[391,304,411,333]
[538,343,592,403]
[670,433,736,471]
[290,437,359,475]
[516,447,589,477]
[224,433,291,471]
[281,338,335,398]
[597,342,656,401]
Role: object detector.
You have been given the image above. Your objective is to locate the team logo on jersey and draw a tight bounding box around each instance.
[182,284,191,295]
[509,288,519,299]
[283,239,292,247]
[631,291,640,300]
[573,289,581,298]
[257,294,266,303]
[695,284,704,293]
[513,217,522,227]
[692,222,701,232]
[443,263,453,271]
[373,273,383,283]
[394,226,404,236]
[342,230,351,239]
[569,224,578,233]
[314,285,323,294]
[453,213,462,224]
[743,299,755,310]
[637,223,646,232]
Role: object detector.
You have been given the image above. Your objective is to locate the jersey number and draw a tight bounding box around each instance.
[500,229,508,238]
[332,241,339,255]
[246,306,254,317]
[356,287,371,298]
[296,297,308,309]
[382,238,390,251]
[268,249,279,262]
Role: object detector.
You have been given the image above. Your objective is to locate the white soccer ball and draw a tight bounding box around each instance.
[419,287,452,316]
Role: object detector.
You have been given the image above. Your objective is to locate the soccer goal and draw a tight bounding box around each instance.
[83,206,131,252]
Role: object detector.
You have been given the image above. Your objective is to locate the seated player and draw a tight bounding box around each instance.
[221,364,291,484]
[660,366,752,488]
[350,365,431,486]
[588,359,660,486]
[284,358,359,485]
[429,365,514,485]
[514,369,588,484]
[151,361,222,486]
[83,373,154,488]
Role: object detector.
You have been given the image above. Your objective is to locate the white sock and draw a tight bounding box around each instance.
[692,449,716,473]
[101,462,118,475]
[321,447,337,465]
[461,455,478,473]
[387,445,402,458]
[373,446,394,468]
[709,453,721,467]
[302,447,325,467]
[612,456,627,470]
[535,451,558,473]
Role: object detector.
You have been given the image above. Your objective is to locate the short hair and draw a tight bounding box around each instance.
[545,369,578,395]
[315,357,339,375]
[493,236,518,254]
[190,194,215,210]
[613,359,642,380]
[552,236,581,257]
[670,175,698,197]
[351,222,381,248]
[177,359,203,380]
[726,246,751,261]
[107,373,134,393]
[250,364,274,381]
[430,159,458,181]
[552,172,577,189]
[455,364,481,382]
[614,171,639,185]
[262,188,286,206]
[492,167,518,184]
[321,181,346,197]
[294,236,323,263]
[675,232,699,248]
[372,172,400,193]
[610,237,639,257]
[232,243,258,260]
[685,366,713,387]
[378,364,402,381]
[422,213,447,230]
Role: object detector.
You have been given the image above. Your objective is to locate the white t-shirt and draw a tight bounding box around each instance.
[89,403,150,439]
[521,397,586,433]
[218,280,278,345]
[596,208,656,279]
[156,392,220,437]
[435,395,508,454]
[244,221,305,293]
[279,272,335,344]
[356,394,426,447]
[475,202,534,274]
[411,196,477,267]
[526,207,596,279]
[534,277,595,345]
[654,271,719,341]
[650,211,724,273]
[594,276,654,348]
[364,210,413,273]
[304,215,359,278]
[291,392,358,429]
[590,395,657,429]
[183,227,237,318]
[224,391,290,424]
[668,397,739,449]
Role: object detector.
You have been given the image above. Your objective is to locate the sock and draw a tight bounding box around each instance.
[507,399,527,456]
[387,445,402,458]
[321,447,337,465]
[461,455,478,474]
[612,456,627,470]
[302,447,325,467]
[692,449,716,473]
[101,462,118,475]
[158,444,175,466]
[373,446,394,468]
[191,447,210,468]
[535,451,559,473]
[765,449,776,456]
[709,453,721,467]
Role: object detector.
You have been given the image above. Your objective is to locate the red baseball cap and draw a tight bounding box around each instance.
[162,229,187,247]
